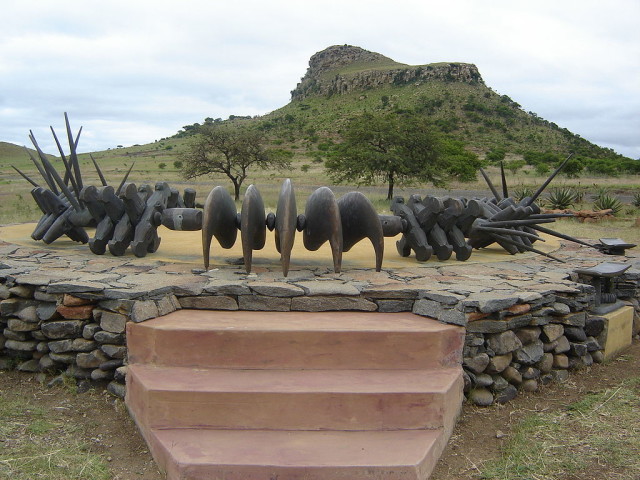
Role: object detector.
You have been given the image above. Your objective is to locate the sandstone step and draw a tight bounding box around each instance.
[127,364,463,431]
[147,428,446,480]
[127,310,463,370]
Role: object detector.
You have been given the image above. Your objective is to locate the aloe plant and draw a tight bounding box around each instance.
[593,193,622,215]
[546,187,577,210]
[512,186,534,202]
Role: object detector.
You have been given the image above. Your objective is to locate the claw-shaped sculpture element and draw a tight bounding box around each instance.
[391,197,432,261]
[274,179,297,276]
[337,192,384,272]
[303,187,343,273]
[202,186,238,270]
[130,182,170,257]
[240,185,266,273]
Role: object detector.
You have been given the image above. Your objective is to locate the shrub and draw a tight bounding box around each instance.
[504,159,526,174]
[534,163,550,175]
[546,187,577,210]
[572,187,586,204]
[485,147,506,163]
[633,192,640,207]
[513,186,534,202]
[593,193,622,215]
[300,164,310,173]
[173,160,183,169]
[158,162,167,169]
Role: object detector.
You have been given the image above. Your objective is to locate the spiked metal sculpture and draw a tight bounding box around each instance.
[15,119,632,274]
[14,114,195,258]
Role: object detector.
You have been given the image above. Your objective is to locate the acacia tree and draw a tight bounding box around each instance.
[326,112,480,199]
[180,124,291,200]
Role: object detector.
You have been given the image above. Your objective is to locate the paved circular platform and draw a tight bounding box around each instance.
[0,222,561,272]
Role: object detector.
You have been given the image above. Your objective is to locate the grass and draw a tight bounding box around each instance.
[0,390,111,480]
[480,377,640,480]
[552,216,640,246]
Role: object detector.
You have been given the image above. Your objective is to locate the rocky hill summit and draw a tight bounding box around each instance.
[291,45,484,101]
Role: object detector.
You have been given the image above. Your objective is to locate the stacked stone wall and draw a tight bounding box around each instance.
[0,282,181,397]
[1,239,639,406]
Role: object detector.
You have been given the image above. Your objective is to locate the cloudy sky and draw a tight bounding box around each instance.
[1,0,638,159]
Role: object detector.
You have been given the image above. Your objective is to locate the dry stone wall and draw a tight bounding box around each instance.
[1,239,639,406]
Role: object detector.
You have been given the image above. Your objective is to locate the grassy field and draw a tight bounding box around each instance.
[0,384,111,480]
[480,374,640,480]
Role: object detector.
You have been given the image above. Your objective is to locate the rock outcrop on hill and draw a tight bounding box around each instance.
[291,44,483,101]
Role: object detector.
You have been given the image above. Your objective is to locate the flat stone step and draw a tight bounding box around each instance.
[127,310,463,370]
[127,364,463,431]
[148,428,446,480]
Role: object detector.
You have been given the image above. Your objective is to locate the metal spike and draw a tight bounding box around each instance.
[525,153,573,206]
[529,213,575,219]
[479,167,502,201]
[28,133,59,195]
[90,154,108,186]
[491,234,565,262]
[75,126,82,149]
[23,146,49,186]
[12,165,40,188]
[476,225,543,241]
[116,162,136,195]
[530,224,595,248]
[50,126,81,196]
[29,132,81,211]
[64,113,83,190]
[500,162,509,198]
[486,218,556,228]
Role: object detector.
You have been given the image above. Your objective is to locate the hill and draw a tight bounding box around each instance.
[0,142,54,169]
[252,45,628,163]
[1,45,633,197]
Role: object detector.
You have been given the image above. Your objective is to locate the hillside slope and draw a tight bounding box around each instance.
[258,45,626,161]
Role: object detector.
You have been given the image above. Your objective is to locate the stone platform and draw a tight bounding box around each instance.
[1,222,639,399]
[2,222,639,479]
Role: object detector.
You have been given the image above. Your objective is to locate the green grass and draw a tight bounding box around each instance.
[480,377,640,480]
[0,392,110,480]
[550,215,640,246]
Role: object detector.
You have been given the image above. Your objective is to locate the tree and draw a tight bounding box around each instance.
[326,112,481,199]
[180,124,292,200]
[559,157,584,178]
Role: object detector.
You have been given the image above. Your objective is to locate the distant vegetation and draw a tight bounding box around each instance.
[173,47,633,183]
[325,111,481,199]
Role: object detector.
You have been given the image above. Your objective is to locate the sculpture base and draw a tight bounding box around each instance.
[598,305,634,361]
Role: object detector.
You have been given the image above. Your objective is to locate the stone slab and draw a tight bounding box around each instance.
[599,305,634,361]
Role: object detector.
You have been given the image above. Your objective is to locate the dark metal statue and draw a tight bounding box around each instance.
[15,118,633,275]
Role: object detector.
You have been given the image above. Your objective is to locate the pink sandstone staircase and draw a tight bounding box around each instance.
[125,310,464,480]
